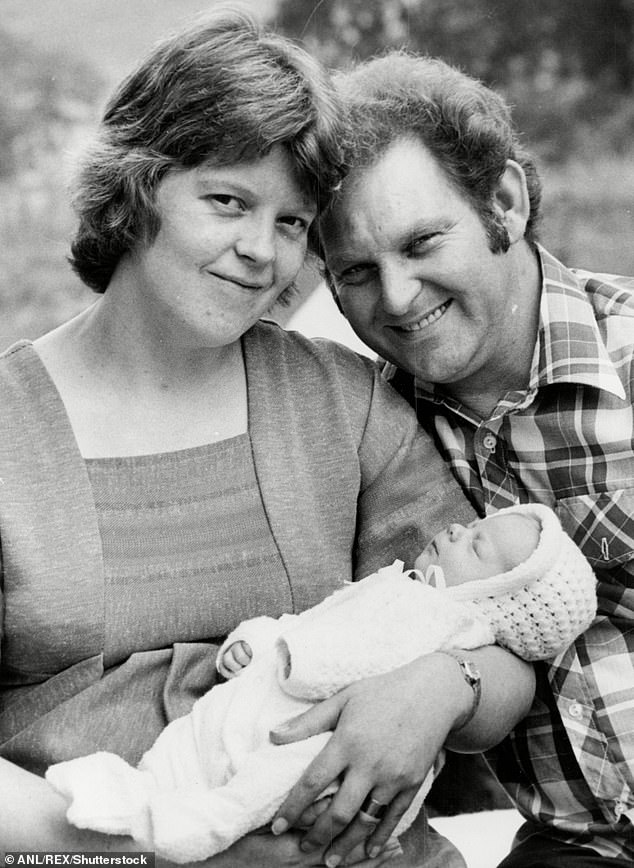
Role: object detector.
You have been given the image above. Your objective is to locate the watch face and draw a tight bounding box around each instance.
[462,660,481,685]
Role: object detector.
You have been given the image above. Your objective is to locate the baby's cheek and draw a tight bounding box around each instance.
[414,549,431,573]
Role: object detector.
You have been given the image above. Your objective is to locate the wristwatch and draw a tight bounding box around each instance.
[436,649,482,730]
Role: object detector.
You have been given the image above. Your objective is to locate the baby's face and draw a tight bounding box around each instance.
[414,512,540,587]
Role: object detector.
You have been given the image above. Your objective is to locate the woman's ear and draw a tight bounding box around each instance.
[493,160,530,245]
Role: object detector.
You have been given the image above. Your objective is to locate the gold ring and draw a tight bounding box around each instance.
[359,796,388,822]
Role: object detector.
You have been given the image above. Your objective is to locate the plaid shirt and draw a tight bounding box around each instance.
[386,246,634,859]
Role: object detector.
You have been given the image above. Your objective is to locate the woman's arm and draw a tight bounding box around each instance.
[269,645,535,864]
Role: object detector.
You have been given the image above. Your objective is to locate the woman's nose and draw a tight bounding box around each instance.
[235,216,276,266]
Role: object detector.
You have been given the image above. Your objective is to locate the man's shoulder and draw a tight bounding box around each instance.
[568,267,634,319]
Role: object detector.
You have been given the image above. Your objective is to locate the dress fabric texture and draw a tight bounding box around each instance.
[0,321,473,867]
[85,435,289,670]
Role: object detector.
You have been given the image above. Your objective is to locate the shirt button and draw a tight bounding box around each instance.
[482,433,497,452]
[568,701,583,719]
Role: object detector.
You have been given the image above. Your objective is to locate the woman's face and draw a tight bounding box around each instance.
[126,146,316,348]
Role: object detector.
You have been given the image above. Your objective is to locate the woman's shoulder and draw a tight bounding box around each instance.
[247,320,418,435]
[0,340,43,386]
[0,339,34,362]
[250,319,379,382]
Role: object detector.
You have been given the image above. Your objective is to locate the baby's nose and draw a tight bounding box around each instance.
[447,523,465,541]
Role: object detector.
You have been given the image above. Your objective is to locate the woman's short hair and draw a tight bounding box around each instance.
[70,10,345,292]
[317,52,541,255]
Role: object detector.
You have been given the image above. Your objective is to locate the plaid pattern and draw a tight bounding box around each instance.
[386,246,634,859]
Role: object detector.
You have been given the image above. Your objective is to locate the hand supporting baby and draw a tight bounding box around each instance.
[218,637,404,862]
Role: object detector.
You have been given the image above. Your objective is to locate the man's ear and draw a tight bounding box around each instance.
[493,160,530,245]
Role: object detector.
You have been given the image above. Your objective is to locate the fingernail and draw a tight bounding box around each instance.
[325,856,341,868]
[271,818,288,835]
[368,846,381,859]
[272,721,291,733]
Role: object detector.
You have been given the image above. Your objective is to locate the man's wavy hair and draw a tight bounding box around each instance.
[70,10,345,292]
[315,52,542,259]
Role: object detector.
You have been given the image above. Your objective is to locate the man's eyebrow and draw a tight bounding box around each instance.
[404,218,454,242]
[327,253,374,275]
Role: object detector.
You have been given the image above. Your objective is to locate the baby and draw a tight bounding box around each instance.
[46,504,597,864]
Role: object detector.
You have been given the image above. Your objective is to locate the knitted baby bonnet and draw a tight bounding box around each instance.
[445,504,597,660]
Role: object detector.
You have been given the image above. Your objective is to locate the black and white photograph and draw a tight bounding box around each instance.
[1,2,633,867]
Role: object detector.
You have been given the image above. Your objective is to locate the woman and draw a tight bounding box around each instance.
[0,11,533,868]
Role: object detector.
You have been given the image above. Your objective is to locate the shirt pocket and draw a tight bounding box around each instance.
[556,488,634,569]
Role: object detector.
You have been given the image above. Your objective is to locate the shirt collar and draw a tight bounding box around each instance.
[531,245,625,399]
[385,244,625,406]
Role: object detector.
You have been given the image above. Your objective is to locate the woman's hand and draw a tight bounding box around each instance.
[269,654,465,866]
[269,647,535,866]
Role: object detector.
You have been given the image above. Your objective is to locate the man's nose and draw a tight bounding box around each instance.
[380,264,419,316]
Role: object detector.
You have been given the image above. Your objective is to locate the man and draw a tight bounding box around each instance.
[276,52,632,866]
[312,53,634,867]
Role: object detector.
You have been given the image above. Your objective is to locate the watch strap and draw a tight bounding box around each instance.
[436,649,482,730]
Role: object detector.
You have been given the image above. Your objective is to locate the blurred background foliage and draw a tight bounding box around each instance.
[1,0,633,351]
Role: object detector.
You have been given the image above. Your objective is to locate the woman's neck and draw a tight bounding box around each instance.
[33,297,249,458]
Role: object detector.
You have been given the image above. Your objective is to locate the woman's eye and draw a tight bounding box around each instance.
[277,215,309,238]
[209,194,243,212]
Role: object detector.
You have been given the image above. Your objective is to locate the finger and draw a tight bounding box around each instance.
[370,839,404,866]
[342,837,403,867]
[216,659,234,679]
[365,786,419,859]
[315,786,393,862]
[298,772,371,852]
[295,795,333,830]
[271,737,346,834]
[270,692,342,745]
[224,654,242,674]
[233,642,252,667]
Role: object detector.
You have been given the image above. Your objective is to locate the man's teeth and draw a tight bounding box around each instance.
[400,300,450,331]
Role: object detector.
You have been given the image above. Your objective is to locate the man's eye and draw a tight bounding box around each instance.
[338,265,375,287]
[408,233,440,254]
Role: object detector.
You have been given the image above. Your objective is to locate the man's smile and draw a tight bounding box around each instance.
[390,299,452,333]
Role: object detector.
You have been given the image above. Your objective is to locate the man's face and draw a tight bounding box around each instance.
[321,137,526,397]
